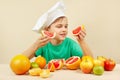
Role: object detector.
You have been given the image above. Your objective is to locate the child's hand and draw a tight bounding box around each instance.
[75,30,86,42]
[35,36,51,47]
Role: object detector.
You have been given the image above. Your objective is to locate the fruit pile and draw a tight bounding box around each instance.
[80,56,116,75]
[10,54,116,78]
[10,55,50,78]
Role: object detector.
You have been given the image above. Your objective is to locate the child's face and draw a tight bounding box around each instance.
[48,17,68,41]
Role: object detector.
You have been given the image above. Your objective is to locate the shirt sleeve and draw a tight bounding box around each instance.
[70,41,83,57]
[35,47,43,57]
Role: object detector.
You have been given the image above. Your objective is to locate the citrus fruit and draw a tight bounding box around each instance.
[80,59,94,74]
[81,24,86,31]
[49,59,64,70]
[72,25,86,35]
[10,54,31,75]
[35,56,46,69]
[29,68,41,76]
[65,56,81,70]
[31,62,39,68]
[40,69,50,78]
[41,30,56,38]
[93,65,104,75]
[47,61,55,72]
[72,26,81,35]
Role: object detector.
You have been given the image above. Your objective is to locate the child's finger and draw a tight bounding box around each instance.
[81,30,86,36]
[40,36,51,43]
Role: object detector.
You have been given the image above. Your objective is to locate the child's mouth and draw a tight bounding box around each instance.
[60,34,66,37]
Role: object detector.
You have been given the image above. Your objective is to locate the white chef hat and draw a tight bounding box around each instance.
[32,1,66,33]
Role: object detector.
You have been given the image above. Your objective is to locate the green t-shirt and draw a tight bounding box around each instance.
[35,37,83,63]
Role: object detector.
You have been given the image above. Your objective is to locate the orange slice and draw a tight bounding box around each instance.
[29,68,41,76]
[40,69,50,78]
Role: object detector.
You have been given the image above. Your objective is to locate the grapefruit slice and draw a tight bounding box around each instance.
[72,25,85,35]
[49,59,64,70]
[72,26,81,35]
[41,30,56,38]
[47,62,55,72]
[65,56,81,70]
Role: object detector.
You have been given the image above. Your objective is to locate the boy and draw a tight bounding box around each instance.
[22,1,93,63]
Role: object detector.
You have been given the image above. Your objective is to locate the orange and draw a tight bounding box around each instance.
[10,54,31,75]
[35,56,46,69]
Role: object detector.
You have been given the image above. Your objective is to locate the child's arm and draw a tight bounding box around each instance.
[22,36,51,59]
[75,30,93,57]
[78,39,93,57]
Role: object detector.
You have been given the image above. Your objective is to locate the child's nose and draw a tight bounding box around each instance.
[62,26,67,31]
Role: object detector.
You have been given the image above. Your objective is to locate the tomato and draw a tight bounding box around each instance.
[104,59,116,71]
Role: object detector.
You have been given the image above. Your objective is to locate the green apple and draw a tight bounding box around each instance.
[31,62,39,68]
[93,65,104,75]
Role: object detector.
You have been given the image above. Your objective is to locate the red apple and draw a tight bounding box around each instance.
[104,59,116,71]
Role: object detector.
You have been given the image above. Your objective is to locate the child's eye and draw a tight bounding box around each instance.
[56,25,62,28]
[65,25,68,28]
[55,24,68,28]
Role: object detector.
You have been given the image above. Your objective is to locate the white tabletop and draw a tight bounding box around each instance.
[0,64,120,80]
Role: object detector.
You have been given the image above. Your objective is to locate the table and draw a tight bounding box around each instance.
[0,64,119,80]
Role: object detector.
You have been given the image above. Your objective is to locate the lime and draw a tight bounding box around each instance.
[31,62,39,68]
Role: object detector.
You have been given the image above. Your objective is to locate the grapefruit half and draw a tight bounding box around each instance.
[65,56,81,70]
